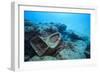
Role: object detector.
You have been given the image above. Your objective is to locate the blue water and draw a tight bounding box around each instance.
[24,11,90,37]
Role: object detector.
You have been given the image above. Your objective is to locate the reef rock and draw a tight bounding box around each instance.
[29,56,41,61]
[74,40,87,54]
[41,56,57,60]
[29,56,57,61]
[57,40,87,59]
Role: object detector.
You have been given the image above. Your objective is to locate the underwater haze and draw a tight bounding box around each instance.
[24,11,90,62]
[24,11,90,37]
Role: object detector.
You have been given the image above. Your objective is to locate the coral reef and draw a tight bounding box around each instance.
[24,20,90,61]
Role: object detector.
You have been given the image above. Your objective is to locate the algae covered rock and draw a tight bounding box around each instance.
[57,49,79,59]
[57,40,87,59]
[29,56,41,61]
[41,56,57,60]
[29,56,57,61]
[74,40,87,54]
